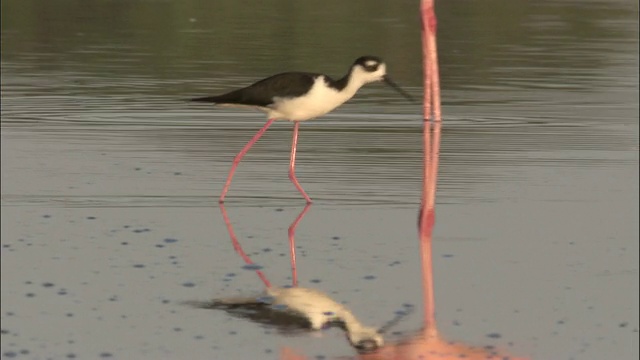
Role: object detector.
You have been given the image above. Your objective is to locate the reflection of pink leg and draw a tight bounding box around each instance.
[289,122,312,204]
[420,120,437,332]
[219,203,272,288]
[287,204,311,287]
[219,119,276,203]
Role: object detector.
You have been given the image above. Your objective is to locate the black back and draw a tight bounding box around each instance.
[191,72,319,107]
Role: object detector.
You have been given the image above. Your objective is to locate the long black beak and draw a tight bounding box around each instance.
[383,75,415,103]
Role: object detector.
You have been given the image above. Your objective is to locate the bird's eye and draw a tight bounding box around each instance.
[363,61,379,72]
[366,64,379,72]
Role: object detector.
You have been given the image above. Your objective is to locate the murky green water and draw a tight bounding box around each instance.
[2,0,638,359]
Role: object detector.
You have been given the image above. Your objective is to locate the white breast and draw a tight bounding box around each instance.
[268,76,357,121]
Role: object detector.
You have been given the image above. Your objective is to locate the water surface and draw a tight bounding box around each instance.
[1,0,638,359]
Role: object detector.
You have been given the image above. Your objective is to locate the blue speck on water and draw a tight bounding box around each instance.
[42,282,54,288]
[182,282,196,288]
[133,264,145,268]
[389,261,401,266]
[275,208,284,212]
[133,228,151,233]
[174,172,182,175]
[442,254,454,258]
[4,352,17,358]
[225,273,236,277]
[135,167,142,171]
[43,215,51,219]
[403,303,414,308]
[331,236,340,240]
[242,264,263,271]
[164,238,178,244]
[486,333,502,339]
[310,279,322,283]
[262,248,272,252]
[99,352,113,358]
[363,275,376,280]
[87,216,96,220]
[155,244,164,248]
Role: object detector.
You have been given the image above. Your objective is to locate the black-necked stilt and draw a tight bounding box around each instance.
[190,55,414,203]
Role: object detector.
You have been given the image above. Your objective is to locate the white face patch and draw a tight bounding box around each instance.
[364,60,378,67]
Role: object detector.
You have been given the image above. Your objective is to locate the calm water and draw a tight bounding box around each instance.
[1,0,638,359]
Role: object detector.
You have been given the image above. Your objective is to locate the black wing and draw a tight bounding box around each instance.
[190,72,319,107]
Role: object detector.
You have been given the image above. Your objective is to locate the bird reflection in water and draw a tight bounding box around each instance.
[188,203,387,353]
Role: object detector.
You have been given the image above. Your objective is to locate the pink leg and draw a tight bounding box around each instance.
[219,119,276,203]
[219,203,272,289]
[289,122,312,204]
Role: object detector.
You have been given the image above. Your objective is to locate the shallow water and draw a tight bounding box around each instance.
[1,0,638,359]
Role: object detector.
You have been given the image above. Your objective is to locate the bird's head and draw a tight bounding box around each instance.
[346,326,385,354]
[351,55,415,102]
[351,56,388,84]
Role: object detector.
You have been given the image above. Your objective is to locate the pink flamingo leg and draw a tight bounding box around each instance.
[420,0,441,334]
[287,204,311,287]
[219,118,276,203]
[289,122,312,204]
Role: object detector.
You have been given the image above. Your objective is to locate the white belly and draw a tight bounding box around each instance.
[268,76,357,121]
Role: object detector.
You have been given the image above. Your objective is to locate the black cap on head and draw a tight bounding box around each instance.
[354,55,384,72]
